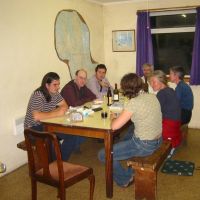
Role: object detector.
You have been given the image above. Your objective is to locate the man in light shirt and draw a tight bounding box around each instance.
[87,64,112,100]
[141,63,154,94]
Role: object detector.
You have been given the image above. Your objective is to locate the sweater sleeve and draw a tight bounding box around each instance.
[61,83,96,107]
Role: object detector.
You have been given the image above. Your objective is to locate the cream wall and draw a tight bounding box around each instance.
[0,0,104,175]
[103,0,200,128]
[103,0,200,83]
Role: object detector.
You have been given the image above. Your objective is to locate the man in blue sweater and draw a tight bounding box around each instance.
[170,66,194,125]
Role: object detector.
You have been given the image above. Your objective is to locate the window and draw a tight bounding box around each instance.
[150,10,196,75]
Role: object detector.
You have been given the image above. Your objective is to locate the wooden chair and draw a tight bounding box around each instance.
[24,128,95,200]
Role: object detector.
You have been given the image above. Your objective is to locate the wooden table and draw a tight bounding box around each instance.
[41,111,119,198]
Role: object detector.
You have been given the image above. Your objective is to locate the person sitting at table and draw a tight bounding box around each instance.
[61,69,96,106]
[87,64,113,100]
[24,72,77,160]
[150,70,182,148]
[61,69,96,152]
[141,63,154,94]
[169,66,194,125]
[98,73,162,187]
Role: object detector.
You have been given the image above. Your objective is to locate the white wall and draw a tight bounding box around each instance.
[190,86,200,128]
[103,0,200,128]
[0,0,104,176]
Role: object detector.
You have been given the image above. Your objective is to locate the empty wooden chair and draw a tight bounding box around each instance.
[24,128,95,200]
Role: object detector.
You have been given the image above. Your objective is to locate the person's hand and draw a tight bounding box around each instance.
[99,80,109,88]
[110,111,117,121]
[56,106,67,116]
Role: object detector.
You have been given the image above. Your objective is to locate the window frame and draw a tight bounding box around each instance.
[150,9,196,77]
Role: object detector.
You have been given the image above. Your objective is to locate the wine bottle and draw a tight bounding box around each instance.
[113,83,119,102]
[107,87,112,106]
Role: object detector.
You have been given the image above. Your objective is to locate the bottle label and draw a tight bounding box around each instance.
[107,97,112,106]
[113,94,119,101]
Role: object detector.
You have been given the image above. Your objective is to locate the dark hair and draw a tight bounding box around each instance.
[170,66,185,80]
[120,73,144,99]
[35,72,60,102]
[95,64,107,72]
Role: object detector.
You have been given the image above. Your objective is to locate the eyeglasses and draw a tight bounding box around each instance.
[78,76,87,81]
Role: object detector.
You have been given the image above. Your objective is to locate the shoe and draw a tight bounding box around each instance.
[122,176,134,188]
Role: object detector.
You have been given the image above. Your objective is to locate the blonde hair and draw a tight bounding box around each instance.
[151,70,168,86]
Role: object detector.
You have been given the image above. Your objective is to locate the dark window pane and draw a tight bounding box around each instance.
[152,32,194,75]
[150,13,196,28]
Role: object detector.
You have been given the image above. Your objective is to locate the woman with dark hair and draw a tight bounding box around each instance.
[98,73,162,187]
[24,72,77,161]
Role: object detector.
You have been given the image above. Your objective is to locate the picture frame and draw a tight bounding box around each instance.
[112,30,135,52]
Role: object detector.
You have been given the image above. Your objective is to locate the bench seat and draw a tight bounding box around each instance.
[127,140,172,200]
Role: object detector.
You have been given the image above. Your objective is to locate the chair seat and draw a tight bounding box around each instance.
[36,161,92,182]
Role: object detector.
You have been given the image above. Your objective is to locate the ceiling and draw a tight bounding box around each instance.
[87,0,149,5]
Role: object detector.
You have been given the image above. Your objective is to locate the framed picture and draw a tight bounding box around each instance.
[112,30,135,52]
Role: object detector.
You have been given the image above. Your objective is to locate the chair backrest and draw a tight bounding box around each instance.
[24,128,64,184]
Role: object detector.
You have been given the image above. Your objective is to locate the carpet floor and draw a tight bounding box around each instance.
[0,128,200,200]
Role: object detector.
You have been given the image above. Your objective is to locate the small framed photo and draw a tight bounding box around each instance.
[112,30,135,52]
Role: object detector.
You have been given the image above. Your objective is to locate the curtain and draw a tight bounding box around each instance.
[136,11,154,76]
[190,7,200,85]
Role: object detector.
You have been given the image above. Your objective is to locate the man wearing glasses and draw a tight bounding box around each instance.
[61,69,96,107]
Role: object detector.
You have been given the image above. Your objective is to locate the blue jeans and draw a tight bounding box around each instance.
[98,130,162,187]
[121,123,135,141]
[31,124,83,161]
[74,136,86,151]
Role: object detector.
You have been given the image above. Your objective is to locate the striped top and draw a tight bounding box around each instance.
[24,91,63,128]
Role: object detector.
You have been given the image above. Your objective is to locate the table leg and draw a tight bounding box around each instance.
[104,131,113,198]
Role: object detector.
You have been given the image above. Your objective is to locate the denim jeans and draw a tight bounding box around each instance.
[31,124,83,161]
[98,129,162,187]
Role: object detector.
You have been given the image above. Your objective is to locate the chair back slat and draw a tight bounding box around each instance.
[34,138,51,178]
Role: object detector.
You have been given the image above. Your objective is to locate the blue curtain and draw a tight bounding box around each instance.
[190,7,200,85]
[136,11,154,76]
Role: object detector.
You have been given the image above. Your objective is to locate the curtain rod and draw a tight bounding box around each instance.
[137,5,199,13]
